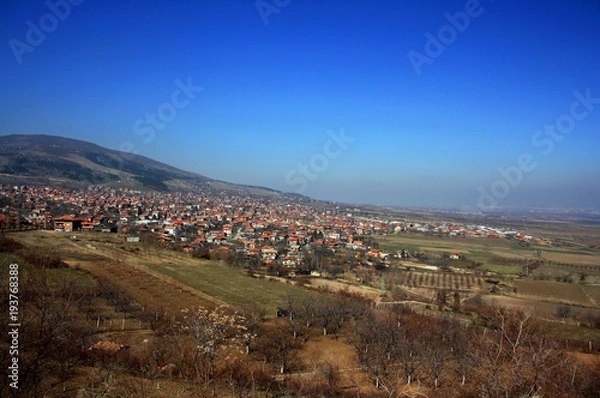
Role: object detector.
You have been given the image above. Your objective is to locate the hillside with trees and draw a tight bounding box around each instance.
[2,233,600,397]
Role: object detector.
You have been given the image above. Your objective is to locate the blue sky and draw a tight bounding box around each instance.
[1,0,599,210]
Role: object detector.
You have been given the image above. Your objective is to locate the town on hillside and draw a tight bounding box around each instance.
[0,184,549,275]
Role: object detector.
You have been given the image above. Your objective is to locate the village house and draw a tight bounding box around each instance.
[54,215,83,232]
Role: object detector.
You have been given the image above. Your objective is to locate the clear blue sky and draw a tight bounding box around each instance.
[1,0,599,210]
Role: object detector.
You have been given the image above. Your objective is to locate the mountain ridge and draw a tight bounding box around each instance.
[0,134,298,199]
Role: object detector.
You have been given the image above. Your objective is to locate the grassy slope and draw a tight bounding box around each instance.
[143,259,323,313]
[8,230,323,313]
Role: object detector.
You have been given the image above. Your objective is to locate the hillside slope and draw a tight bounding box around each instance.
[0,134,293,198]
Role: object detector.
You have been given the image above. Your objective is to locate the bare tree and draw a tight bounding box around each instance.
[237,302,264,354]
[354,310,403,390]
[257,320,301,374]
[182,305,249,384]
[298,297,319,328]
[317,298,344,336]
[472,307,569,397]
[421,318,451,389]
[224,358,255,398]
[396,326,422,386]
[447,322,479,386]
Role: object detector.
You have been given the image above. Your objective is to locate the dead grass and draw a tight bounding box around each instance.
[143,259,324,313]
[582,285,600,308]
[483,295,561,318]
[513,280,595,307]
[308,278,382,300]
[8,230,325,315]
[541,251,600,266]
[297,334,373,392]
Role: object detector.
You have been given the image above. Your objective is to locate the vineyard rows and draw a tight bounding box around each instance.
[390,270,486,291]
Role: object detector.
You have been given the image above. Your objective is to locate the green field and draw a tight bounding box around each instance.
[143,259,324,313]
[379,242,421,253]
[377,234,536,258]
[539,319,600,342]
[377,233,600,280]
[6,231,327,314]
[46,266,98,289]
[2,251,97,289]
[479,263,523,275]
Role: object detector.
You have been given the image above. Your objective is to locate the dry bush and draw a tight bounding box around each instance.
[0,234,23,253]
[18,246,65,268]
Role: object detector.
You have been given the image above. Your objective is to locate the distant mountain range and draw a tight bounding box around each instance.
[0,134,301,199]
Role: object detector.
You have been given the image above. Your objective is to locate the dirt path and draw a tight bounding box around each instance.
[69,259,224,315]
[297,334,370,389]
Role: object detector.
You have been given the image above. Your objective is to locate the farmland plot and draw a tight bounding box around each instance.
[541,251,600,267]
[513,280,595,307]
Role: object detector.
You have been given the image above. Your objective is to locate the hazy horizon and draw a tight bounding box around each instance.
[2,1,599,210]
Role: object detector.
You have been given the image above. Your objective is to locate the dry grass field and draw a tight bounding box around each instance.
[513,280,595,307]
[483,295,564,318]
[582,285,600,308]
[12,230,600,316]
[11,230,226,314]
[8,230,324,315]
[299,334,367,389]
[378,234,539,262]
[541,251,600,266]
[142,259,324,313]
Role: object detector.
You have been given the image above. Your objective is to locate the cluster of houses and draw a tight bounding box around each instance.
[0,185,550,270]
